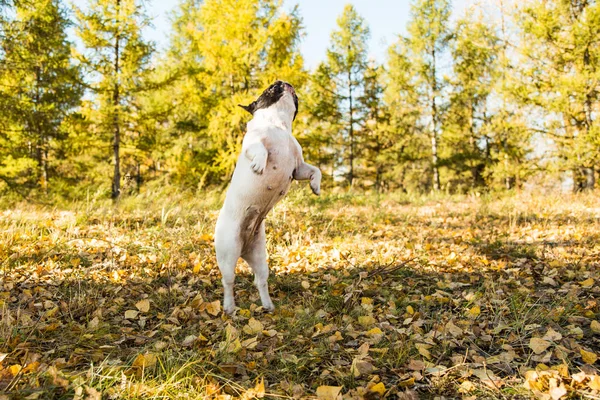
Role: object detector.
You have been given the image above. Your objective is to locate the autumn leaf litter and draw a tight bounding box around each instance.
[0,192,599,399]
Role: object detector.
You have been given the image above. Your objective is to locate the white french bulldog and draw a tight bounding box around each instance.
[214,81,322,315]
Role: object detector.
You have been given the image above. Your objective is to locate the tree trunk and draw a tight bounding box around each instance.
[348,68,354,187]
[34,65,48,194]
[111,0,121,200]
[468,100,480,188]
[585,167,596,189]
[136,161,142,190]
[40,146,48,194]
[574,167,595,192]
[430,47,440,191]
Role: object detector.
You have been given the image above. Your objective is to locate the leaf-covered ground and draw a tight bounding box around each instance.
[1,190,599,399]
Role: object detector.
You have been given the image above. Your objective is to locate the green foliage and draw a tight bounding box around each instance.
[406,0,452,191]
[516,0,600,191]
[357,63,393,191]
[443,15,499,190]
[74,0,154,198]
[325,4,370,186]
[157,0,306,188]
[295,62,340,187]
[0,0,82,196]
[385,38,431,192]
[0,0,599,200]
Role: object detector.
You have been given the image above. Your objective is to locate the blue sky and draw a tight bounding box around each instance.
[72,0,471,69]
[293,0,469,68]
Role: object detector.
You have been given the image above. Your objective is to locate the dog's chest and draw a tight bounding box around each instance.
[261,136,298,190]
[231,129,299,204]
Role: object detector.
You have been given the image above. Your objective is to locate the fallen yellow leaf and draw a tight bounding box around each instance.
[205,300,221,316]
[445,321,462,337]
[22,362,40,374]
[529,337,551,354]
[361,297,373,305]
[251,377,265,398]
[220,338,242,353]
[191,293,204,308]
[588,375,600,390]
[398,377,415,388]
[328,331,343,342]
[263,329,278,337]
[549,382,566,400]
[241,336,258,349]
[8,364,22,376]
[542,327,562,342]
[316,385,342,400]
[124,310,139,319]
[369,382,385,395]
[225,324,239,340]
[580,278,594,288]
[459,380,476,393]
[352,359,374,377]
[580,349,598,364]
[466,305,480,318]
[243,318,263,335]
[415,343,432,360]
[132,353,157,369]
[358,315,376,327]
[45,306,59,318]
[591,320,600,334]
[366,327,383,337]
[192,262,202,274]
[88,317,99,330]
[135,299,150,313]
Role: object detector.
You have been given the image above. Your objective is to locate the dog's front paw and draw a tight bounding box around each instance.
[310,172,322,195]
[250,156,267,175]
[311,183,321,196]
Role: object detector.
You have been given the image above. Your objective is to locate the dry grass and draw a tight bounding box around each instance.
[1,188,599,399]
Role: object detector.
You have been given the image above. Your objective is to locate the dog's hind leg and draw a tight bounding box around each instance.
[242,220,275,312]
[215,215,242,315]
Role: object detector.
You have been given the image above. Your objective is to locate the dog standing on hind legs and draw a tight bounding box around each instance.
[214,81,321,315]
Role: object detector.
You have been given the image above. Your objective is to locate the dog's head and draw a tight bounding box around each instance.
[239,81,299,121]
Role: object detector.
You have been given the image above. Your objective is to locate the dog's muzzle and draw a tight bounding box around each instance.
[284,82,296,96]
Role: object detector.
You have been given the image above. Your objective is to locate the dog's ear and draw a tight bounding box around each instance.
[238,102,256,115]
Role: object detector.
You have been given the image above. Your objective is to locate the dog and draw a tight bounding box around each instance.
[214,81,321,315]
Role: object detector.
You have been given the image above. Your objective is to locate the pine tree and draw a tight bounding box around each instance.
[406,0,452,191]
[444,14,499,190]
[517,0,600,191]
[358,63,393,191]
[74,0,154,198]
[0,0,82,195]
[296,62,341,184]
[385,37,431,192]
[486,0,533,190]
[325,4,370,186]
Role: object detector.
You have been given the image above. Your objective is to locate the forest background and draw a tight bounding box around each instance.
[1,0,599,202]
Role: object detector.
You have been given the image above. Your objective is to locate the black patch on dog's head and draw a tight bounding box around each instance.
[239,80,299,120]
